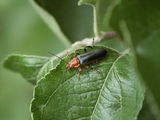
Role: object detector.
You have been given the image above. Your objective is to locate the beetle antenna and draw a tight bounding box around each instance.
[48,52,63,61]
[92,38,95,47]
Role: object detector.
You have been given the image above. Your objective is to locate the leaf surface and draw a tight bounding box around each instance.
[109,0,160,110]
[32,0,93,42]
[4,54,49,84]
[79,0,116,35]
[80,0,160,113]
[31,47,144,120]
[138,98,157,120]
[37,57,60,80]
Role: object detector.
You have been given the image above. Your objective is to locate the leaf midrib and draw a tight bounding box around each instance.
[90,50,129,119]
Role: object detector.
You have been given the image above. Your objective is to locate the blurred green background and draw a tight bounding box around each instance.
[0,0,66,120]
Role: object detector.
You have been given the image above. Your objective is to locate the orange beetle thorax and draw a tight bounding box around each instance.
[66,57,80,69]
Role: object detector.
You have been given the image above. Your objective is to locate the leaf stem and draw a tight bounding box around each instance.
[30,0,71,48]
[53,32,118,59]
[93,7,100,37]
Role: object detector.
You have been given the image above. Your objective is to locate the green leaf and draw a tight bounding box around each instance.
[79,0,118,36]
[37,57,60,80]
[138,98,157,120]
[109,0,160,111]
[31,0,71,48]
[4,54,49,84]
[98,37,126,53]
[31,47,144,120]
[78,0,96,5]
[32,0,93,43]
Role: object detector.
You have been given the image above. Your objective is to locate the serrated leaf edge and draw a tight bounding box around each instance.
[3,54,49,69]
[31,48,128,120]
[30,60,62,119]
[90,49,129,119]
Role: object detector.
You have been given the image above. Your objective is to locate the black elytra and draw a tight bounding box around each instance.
[76,48,107,65]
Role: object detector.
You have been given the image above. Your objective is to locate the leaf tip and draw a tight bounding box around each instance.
[3,54,16,70]
[78,0,96,6]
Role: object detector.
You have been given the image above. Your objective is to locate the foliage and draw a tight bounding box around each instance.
[31,47,144,120]
[4,55,50,84]
[3,0,160,119]
[0,0,65,120]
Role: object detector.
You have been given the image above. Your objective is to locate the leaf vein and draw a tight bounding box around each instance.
[90,51,128,119]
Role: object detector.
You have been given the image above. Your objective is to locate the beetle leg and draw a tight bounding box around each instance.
[93,68,101,74]
[77,67,82,80]
[67,51,72,59]
[84,65,90,68]
[90,66,101,74]
[77,72,80,80]
[92,60,98,64]
[92,38,95,47]
[83,64,100,73]
[78,67,82,72]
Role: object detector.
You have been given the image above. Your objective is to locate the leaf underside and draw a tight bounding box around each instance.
[31,47,144,120]
[33,0,93,42]
[80,0,160,117]
[110,0,160,109]
[4,55,49,84]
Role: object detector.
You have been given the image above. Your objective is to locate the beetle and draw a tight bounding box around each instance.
[66,48,107,79]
